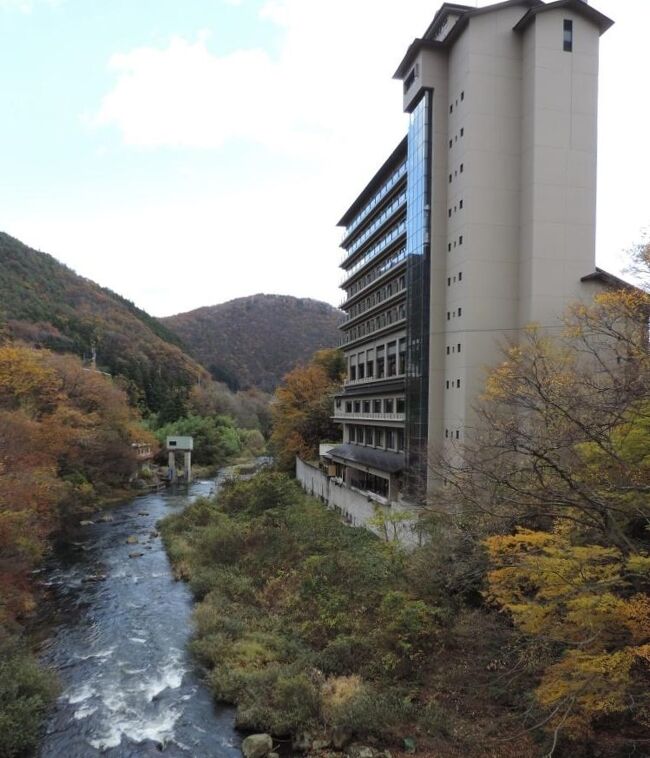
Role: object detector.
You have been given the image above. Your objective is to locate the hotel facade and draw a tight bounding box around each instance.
[318,0,614,506]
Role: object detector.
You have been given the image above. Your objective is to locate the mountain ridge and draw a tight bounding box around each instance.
[161,293,343,392]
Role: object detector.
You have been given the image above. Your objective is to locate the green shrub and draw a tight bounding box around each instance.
[330,687,420,741]
[317,635,373,675]
[0,640,58,758]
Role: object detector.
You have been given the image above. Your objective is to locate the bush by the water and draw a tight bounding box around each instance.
[0,638,58,757]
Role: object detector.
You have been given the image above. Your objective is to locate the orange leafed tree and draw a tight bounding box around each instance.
[270,349,344,471]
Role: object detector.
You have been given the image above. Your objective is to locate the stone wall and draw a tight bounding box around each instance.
[296,457,421,548]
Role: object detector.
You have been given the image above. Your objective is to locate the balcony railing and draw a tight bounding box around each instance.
[333,412,405,422]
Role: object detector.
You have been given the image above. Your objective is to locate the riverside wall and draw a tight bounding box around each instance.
[295,457,421,548]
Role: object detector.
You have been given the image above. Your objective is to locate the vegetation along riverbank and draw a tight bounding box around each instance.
[160,470,537,758]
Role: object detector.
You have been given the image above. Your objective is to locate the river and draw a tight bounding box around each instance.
[38,474,241,757]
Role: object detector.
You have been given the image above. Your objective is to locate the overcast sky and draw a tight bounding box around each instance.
[0,0,647,317]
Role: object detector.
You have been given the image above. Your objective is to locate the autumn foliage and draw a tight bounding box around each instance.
[439,290,650,751]
[270,349,344,471]
[0,344,155,626]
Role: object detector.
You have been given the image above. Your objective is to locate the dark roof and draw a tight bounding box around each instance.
[394,0,543,79]
[394,0,612,80]
[338,136,408,228]
[324,444,405,474]
[581,267,638,290]
[513,0,613,34]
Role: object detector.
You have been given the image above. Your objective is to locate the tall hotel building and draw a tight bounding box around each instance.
[324,0,614,503]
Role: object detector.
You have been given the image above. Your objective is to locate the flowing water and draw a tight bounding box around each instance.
[38,475,241,757]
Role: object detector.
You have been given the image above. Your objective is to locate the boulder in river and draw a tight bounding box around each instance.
[79,520,94,526]
[128,551,144,559]
[241,734,273,758]
[138,511,150,516]
[126,535,139,544]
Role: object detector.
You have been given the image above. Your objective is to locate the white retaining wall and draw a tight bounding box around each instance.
[296,457,421,548]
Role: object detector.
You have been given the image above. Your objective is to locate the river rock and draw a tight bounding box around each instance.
[98,515,113,523]
[347,745,378,758]
[150,530,159,538]
[138,511,149,516]
[79,520,94,526]
[268,753,279,758]
[126,535,139,544]
[241,733,273,758]
[128,551,144,559]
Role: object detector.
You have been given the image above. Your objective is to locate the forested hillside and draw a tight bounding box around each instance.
[161,294,342,392]
[0,232,208,415]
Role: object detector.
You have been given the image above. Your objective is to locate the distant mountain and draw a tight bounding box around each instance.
[0,232,209,414]
[161,294,343,392]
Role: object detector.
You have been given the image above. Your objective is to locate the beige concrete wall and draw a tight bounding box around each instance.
[519,10,601,327]
[295,457,420,547]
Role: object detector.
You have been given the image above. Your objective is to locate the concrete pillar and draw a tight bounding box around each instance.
[184,451,192,483]
[168,451,176,482]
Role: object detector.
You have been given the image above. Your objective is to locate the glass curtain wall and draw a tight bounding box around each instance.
[404,90,432,499]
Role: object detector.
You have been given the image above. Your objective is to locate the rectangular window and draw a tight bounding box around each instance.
[358,363,365,379]
[349,426,356,442]
[373,399,382,414]
[362,400,370,414]
[345,401,352,413]
[350,365,356,381]
[374,428,383,447]
[459,199,464,209]
[446,346,450,355]
[396,398,405,414]
[456,379,461,388]
[397,429,405,451]
[446,380,450,389]
[387,341,397,377]
[459,235,463,245]
[398,338,406,374]
[384,398,394,414]
[458,307,462,316]
[448,174,452,183]
[366,360,374,378]
[386,429,395,449]
[563,19,573,52]
[460,163,464,173]
[447,277,451,286]
[458,271,463,281]
[455,430,460,439]
[460,91,465,101]
[447,312,450,321]
[365,427,374,445]
[457,343,461,353]
[335,399,341,409]
[353,401,361,413]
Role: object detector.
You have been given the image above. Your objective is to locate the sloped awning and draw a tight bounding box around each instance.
[324,444,405,474]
